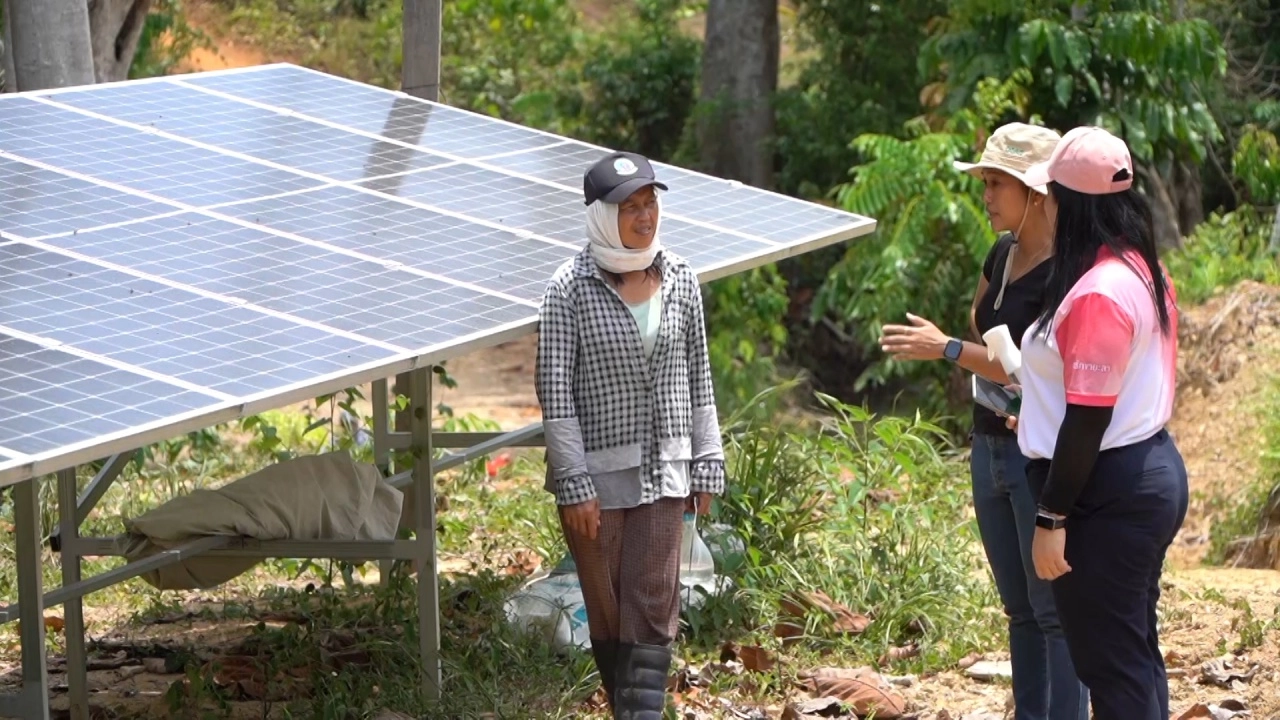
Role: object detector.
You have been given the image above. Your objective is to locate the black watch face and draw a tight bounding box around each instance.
[945,340,962,360]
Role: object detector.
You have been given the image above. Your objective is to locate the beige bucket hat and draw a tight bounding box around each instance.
[953,122,1062,194]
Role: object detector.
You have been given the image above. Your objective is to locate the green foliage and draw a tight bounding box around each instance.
[545,0,702,161]
[131,0,212,79]
[922,0,1227,164]
[697,387,1000,666]
[810,75,1036,419]
[1234,126,1280,205]
[775,0,947,199]
[1207,379,1280,566]
[704,268,793,419]
[441,0,584,121]
[1164,208,1280,305]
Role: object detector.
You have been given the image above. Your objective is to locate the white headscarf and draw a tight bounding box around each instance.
[585,193,663,274]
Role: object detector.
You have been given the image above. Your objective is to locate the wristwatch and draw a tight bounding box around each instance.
[1035,509,1067,530]
[943,338,963,362]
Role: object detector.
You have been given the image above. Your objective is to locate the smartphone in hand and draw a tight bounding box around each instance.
[972,375,1021,418]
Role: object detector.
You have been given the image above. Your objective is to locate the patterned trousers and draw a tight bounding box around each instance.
[560,497,685,645]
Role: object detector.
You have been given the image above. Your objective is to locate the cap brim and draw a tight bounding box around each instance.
[952,160,1049,194]
[1022,162,1052,190]
[601,178,669,204]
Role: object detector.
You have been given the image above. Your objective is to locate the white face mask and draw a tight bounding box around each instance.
[584,194,662,274]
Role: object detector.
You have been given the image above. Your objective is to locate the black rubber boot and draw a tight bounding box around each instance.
[613,642,672,719]
[590,637,619,711]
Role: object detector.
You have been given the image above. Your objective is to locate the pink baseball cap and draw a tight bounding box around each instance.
[1022,126,1134,195]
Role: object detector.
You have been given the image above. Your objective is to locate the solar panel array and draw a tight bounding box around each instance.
[0,63,874,486]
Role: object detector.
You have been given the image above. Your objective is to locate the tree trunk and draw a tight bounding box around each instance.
[1138,162,1184,249]
[2,0,15,92]
[88,0,154,83]
[1174,159,1204,235]
[8,0,95,91]
[1269,203,1280,255]
[697,0,779,190]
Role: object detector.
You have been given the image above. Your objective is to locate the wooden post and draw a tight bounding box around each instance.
[402,0,442,101]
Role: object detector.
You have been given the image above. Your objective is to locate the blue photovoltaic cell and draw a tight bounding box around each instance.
[39,213,535,348]
[182,65,562,158]
[0,97,322,206]
[468,139,610,188]
[216,185,573,303]
[654,163,859,244]
[0,63,875,482]
[0,243,395,398]
[0,334,221,455]
[45,83,452,183]
[358,163,585,243]
[0,156,177,239]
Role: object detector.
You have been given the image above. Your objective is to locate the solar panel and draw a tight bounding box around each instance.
[0,63,875,486]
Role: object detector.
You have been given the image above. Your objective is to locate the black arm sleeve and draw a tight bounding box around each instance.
[1037,404,1115,515]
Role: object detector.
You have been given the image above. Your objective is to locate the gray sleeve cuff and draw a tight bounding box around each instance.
[691,405,725,462]
[544,417,588,479]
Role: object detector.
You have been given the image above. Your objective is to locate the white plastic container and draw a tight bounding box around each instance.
[503,556,591,650]
[982,324,1023,386]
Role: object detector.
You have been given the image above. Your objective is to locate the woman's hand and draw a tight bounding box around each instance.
[1005,415,1018,431]
[562,498,601,540]
[880,313,950,361]
[686,492,713,516]
[1032,526,1071,580]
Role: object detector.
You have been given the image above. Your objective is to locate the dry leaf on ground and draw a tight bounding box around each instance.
[878,643,920,667]
[1200,655,1261,688]
[801,667,907,719]
[1173,698,1250,720]
[780,591,872,635]
[781,697,848,719]
[736,645,776,673]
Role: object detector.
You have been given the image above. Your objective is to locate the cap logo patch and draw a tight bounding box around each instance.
[613,158,638,176]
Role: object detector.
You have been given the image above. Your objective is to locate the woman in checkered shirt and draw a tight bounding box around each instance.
[535,151,728,719]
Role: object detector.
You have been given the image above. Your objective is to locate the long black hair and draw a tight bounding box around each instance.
[1033,180,1174,338]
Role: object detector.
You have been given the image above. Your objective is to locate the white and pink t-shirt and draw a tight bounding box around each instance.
[1017,248,1178,460]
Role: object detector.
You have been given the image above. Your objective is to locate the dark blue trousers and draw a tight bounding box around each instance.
[1028,429,1188,720]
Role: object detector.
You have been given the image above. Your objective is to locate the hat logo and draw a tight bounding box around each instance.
[613,158,638,176]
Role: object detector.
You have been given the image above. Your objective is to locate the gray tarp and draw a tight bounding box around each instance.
[118,451,403,590]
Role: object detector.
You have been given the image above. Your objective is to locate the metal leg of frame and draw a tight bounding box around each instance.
[48,453,129,553]
[410,365,441,701]
[14,477,51,720]
[372,378,394,587]
[57,468,88,720]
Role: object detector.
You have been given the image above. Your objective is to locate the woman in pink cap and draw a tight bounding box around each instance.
[1014,126,1188,720]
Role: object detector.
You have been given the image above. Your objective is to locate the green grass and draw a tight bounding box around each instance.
[1206,377,1280,566]
[1,388,1001,718]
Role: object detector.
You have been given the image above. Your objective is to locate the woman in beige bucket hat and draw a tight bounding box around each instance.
[879,123,1088,720]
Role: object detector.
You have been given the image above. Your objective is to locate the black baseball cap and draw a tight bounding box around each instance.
[582,151,669,206]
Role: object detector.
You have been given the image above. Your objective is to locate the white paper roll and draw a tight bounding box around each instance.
[982,324,1022,385]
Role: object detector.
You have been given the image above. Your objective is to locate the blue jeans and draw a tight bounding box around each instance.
[970,432,1088,720]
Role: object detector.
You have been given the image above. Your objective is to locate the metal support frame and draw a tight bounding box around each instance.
[0,369,545,718]
[409,365,441,700]
[0,477,50,720]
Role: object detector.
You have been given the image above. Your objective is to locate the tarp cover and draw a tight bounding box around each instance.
[119,451,403,590]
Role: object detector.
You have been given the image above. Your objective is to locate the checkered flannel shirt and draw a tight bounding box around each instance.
[535,248,727,506]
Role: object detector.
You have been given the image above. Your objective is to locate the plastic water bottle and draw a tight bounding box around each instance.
[679,513,715,587]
